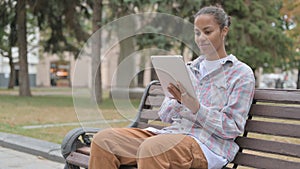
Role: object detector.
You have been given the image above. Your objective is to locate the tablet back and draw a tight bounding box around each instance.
[151,55,196,99]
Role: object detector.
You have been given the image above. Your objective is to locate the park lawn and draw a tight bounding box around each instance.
[0,92,140,144]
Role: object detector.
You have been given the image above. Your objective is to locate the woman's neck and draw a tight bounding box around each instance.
[206,50,227,61]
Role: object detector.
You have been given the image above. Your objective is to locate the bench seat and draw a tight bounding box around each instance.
[61,81,300,169]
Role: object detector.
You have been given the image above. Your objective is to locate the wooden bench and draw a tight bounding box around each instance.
[61,80,300,169]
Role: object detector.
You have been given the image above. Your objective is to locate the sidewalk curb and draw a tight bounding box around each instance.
[0,132,65,164]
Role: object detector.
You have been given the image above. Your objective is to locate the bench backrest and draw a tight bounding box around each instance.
[130,80,300,169]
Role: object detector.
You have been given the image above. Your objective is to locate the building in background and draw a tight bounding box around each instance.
[0,47,39,88]
[36,53,75,87]
[0,25,39,88]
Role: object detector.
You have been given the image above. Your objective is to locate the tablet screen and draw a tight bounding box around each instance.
[151,55,196,99]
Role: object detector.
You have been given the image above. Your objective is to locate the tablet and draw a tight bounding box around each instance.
[151,55,197,99]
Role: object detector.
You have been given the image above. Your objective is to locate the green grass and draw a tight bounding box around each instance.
[0,95,74,107]
[0,89,140,144]
[0,123,78,143]
[0,86,72,95]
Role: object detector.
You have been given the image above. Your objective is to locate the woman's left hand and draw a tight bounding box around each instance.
[167,82,200,114]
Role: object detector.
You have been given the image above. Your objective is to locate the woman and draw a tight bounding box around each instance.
[89,6,255,169]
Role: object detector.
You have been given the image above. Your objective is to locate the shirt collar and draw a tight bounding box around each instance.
[189,54,237,68]
[219,54,237,65]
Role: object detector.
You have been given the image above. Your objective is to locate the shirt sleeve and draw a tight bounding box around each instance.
[181,76,255,140]
[158,97,184,123]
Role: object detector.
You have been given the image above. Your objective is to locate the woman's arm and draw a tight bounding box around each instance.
[158,97,184,123]
[180,77,255,139]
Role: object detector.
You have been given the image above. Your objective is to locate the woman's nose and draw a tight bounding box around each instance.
[199,34,207,41]
[196,34,207,44]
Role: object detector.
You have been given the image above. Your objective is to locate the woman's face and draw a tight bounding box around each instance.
[194,14,228,60]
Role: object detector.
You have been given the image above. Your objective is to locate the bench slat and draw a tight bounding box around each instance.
[120,166,137,169]
[249,104,300,120]
[70,148,138,169]
[136,122,165,129]
[254,89,300,104]
[77,146,91,155]
[140,110,160,121]
[148,85,164,96]
[245,120,300,138]
[232,152,300,169]
[66,152,89,168]
[145,95,165,107]
[236,136,300,158]
[147,88,300,103]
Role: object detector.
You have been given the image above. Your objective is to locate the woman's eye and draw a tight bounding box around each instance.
[195,32,201,36]
[205,31,211,35]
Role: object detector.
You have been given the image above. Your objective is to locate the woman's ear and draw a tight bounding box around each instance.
[221,26,229,39]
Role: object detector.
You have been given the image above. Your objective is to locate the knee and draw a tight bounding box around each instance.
[93,128,114,142]
[137,138,164,158]
[92,128,120,149]
[137,134,185,159]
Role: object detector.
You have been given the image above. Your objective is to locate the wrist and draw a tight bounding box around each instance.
[192,103,200,114]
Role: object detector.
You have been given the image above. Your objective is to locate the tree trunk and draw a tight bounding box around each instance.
[151,63,158,81]
[17,0,31,96]
[180,42,185,56]
[92,0,102,104]
[113,12,136,88]
[115,37,136,88]
[253,67,262,88]
[137,69,144,87]
[297,68,300,89]
[137,53,145,87]
[8,50,15,89]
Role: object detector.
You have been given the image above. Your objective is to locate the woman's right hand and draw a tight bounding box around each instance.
[167,83,182,102]
[168,82,200,114]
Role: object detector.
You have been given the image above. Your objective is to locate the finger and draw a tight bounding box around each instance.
[168,88,180,101]
[176,82,189,101]
[169,83,179,91]
[168,84,181,101]
[167,86,175,97]
[176,81,187,94]
[169,83,181,95]
[169,85,181,100]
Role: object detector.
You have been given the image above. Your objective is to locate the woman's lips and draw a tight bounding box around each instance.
[199,44,210,47]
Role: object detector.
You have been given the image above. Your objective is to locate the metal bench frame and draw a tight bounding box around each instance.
[61,80,300,169]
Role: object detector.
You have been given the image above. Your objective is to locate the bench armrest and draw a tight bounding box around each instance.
[61,127,100,159]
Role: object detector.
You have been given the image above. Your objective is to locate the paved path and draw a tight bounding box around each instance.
[0,146,64,169]
[0,132,65,169]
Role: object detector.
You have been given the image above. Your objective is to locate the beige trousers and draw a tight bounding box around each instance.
[89,128,207,169]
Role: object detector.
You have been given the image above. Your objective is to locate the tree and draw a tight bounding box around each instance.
[30,0,104,101]
[146,0,295,88]
[105,1,204,87]
[104,1,139,88]
[155,0,204,56]
[29,0,91,57]
[92,0,103,104]
[17,0,31,96]
[219,0,294,72]
[103,0,296,89]
[2,0,97,94]
[280,0,300,88]
[0,0,17,89]
[192,0,294,87]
